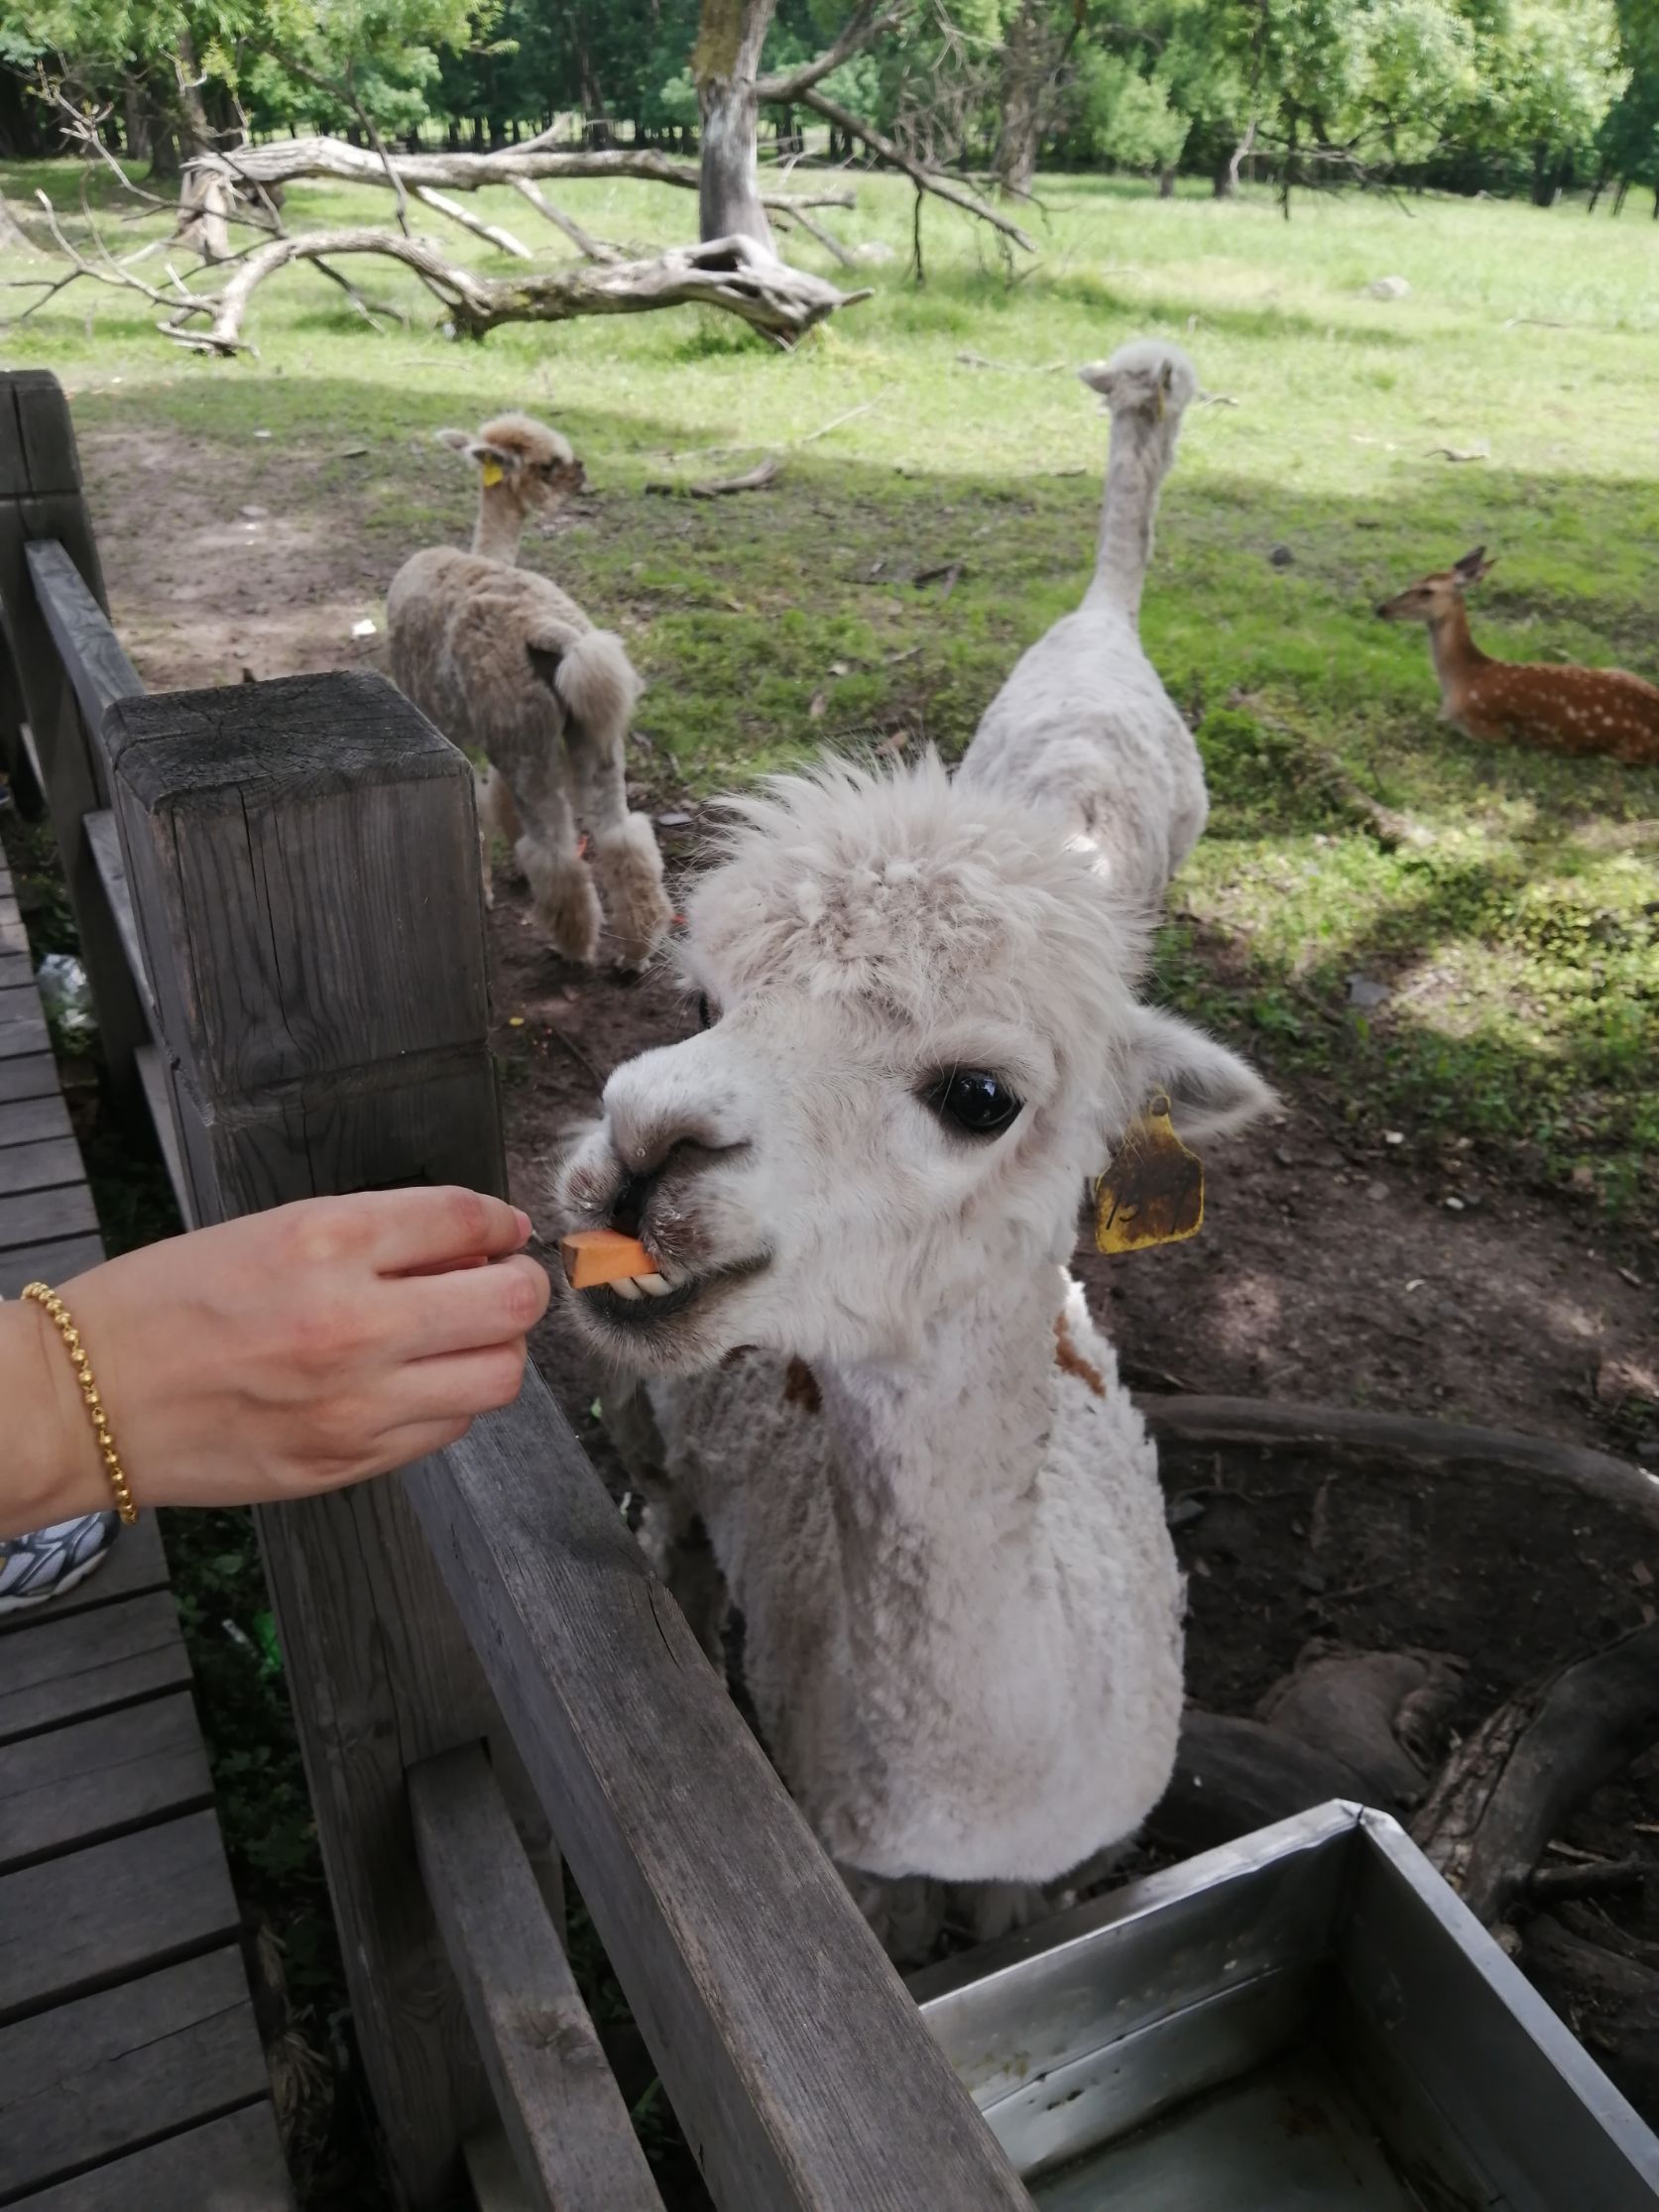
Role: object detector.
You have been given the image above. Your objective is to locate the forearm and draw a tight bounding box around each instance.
[0,1298,108,1538]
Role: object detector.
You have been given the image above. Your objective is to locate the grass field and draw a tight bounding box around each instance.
[4,157,1657,1221]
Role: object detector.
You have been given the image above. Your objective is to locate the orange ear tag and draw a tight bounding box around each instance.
[1094,1094,1204,1254]
[480,457,505,487]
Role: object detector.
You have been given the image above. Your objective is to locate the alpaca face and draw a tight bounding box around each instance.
[556,759,1271,1376]
[435,412,586,516]
[1079,339,1198,422]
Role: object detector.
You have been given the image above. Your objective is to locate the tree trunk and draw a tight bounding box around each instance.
[994,0,1048,197]
[693,0,778,249]
[1158,165,1177,198]
[123,79,153,163]
[1212,151,1235,197]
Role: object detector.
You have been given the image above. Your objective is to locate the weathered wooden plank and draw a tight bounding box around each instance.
[85,806,153,1016]
[0,1090,70,1147]
[0,1588,190,1744]
[0,981,50,1059]
[0,949,30,990]
[0,1691,211,1874]
[0,1510,167,1634]
[26,541,143,750]
[136,1042,186,1223]
[16,2100,295,2212]
[465,2128,537,2212]
[0,1178,98,1249]
[407,1375,1033,2212]
[0,1133,84,1196]
[0,373,147,1116]
[0,1230,106,1299]
[0,1050,59,1103]
[0,1947,270,2199]
[107,669,506,2206]
[410,1744,663,2212]
[0,1808,239,2022]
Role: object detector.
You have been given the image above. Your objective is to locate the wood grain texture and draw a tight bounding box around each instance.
[0,1230,106,1298]
[406,1373,1032,2212]
[410,1745,663,2212]
[0,981,50,1059]
[0,1808,239,2022]
[0,1511,167,1634]
[107,668,509,2207]
[0,1945,269,2197]
[0,1090,70,1148]
[16,2100,295,2212]
[0,1588,190,1743]
[0,373,147,1113]
[136,1041,187,1222]
[85,806,154,1018]
[0,1690,212,1873]
[0,1177,98,1249]
[0,1133,84,1195]
[0,949,30,990]
[0,1050,62,1103]
[25,539,144,743]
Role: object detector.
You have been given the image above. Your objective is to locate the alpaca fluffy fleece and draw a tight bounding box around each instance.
[558,757,1272,1928]
[959,340,1207,909]
[386,413,671,969]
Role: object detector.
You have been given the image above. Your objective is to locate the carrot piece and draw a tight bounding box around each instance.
[559,1228,653,1289]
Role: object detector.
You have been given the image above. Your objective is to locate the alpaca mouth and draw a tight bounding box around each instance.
[576,1251,770,1331]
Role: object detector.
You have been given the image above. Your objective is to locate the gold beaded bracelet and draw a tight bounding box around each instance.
[22,1281,139,1525]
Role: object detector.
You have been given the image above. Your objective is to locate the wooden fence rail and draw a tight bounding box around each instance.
[0,369,1033,2212]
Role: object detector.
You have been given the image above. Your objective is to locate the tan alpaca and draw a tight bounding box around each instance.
[1378,547,1659,766]
[387,413,671,969]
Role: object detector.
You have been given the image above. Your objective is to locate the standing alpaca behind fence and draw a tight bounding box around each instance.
[555,756,1272,1955]
[958,340,1206,910]
[388,413,671,969]
[1377,547,1659,767]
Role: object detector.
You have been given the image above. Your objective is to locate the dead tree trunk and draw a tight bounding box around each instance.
[694,0,778,250]
[994,0,1049,197]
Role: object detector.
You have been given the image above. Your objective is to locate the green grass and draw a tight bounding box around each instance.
[4,159,1656,1215]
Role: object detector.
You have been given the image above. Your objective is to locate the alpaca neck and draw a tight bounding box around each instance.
[471,487,526,564]
[816,1266,1060,1573]
[1087,410,1177,621]
[1426,602,1487,704]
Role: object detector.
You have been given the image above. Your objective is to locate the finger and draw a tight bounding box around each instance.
[347,1187,533,1274]
[382,1254,549,1360]
[393,1339,531,1426]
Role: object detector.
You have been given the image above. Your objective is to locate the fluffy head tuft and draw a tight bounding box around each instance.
[683,752,1149,1049]
[473,411,574,471]
[1079,340,1199,417]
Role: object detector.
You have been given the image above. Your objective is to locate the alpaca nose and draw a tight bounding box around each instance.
[599,1044,752,1233]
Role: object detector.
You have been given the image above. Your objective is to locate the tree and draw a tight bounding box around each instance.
[693,0,778,244]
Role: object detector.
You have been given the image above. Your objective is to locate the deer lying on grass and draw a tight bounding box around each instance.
[1377,548,1659,766]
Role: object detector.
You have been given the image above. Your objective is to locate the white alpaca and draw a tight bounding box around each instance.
[959,339,1206,908]
[387,412,671,970]
[557,757,1271,1947]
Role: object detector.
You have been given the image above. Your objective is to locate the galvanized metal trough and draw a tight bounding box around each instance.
[915,1801,1659,2210]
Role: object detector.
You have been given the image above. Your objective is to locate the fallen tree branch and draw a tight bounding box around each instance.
[756,2,909,103]
[789,87,1034,252]
[136,227,868,353]
[505,176,623,265]
[195,137,857,217]
[646,456,782,498]
[412,183,532,259]
[1147,1708,1371,1857]
[1412,1622,1659,1926]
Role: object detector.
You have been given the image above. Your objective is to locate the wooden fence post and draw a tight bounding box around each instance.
[103,669,508,2208]
[0,371,148,1113]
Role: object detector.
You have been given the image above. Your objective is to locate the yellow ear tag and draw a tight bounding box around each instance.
[1094,1094,1204,1254]
[480,457,505,487]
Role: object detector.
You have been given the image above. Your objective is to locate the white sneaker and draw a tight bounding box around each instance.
[0,1512,119,1613]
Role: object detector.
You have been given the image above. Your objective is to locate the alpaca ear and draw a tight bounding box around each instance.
[1120,1005,1275,1142]
[1078,361,1116,405]
[433,427,472,452]
[467,439,521,476]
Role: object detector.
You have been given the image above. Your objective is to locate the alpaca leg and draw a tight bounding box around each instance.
[476,763,526,910]
[637,1490,728,1665]
[507,757,601,964]
[565,725,672,971]
[842,1868,948,1965]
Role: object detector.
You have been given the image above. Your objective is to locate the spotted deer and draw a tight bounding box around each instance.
[1377,548,1659,766]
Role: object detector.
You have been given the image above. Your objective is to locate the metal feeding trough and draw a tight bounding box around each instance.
[915,1802,1659,2210]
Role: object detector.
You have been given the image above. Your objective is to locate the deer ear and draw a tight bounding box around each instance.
[1453,545,1487,581]
[1118,1005,1276,1144]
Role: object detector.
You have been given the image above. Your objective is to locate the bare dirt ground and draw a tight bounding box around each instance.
[86,423,1659,2145]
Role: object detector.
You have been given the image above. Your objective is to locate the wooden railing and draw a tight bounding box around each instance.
[0,370,1033,2212]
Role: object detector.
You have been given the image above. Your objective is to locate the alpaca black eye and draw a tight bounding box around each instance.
[924,1069,1022,1138]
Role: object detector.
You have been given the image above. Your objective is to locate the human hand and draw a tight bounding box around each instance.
[28,1187,547,1521]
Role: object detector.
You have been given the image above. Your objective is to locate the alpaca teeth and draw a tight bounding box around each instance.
[610,1276,644,1302]
[634,1272,671,1297]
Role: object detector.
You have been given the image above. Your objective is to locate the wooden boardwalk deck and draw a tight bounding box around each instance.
[0,851,293,2209]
